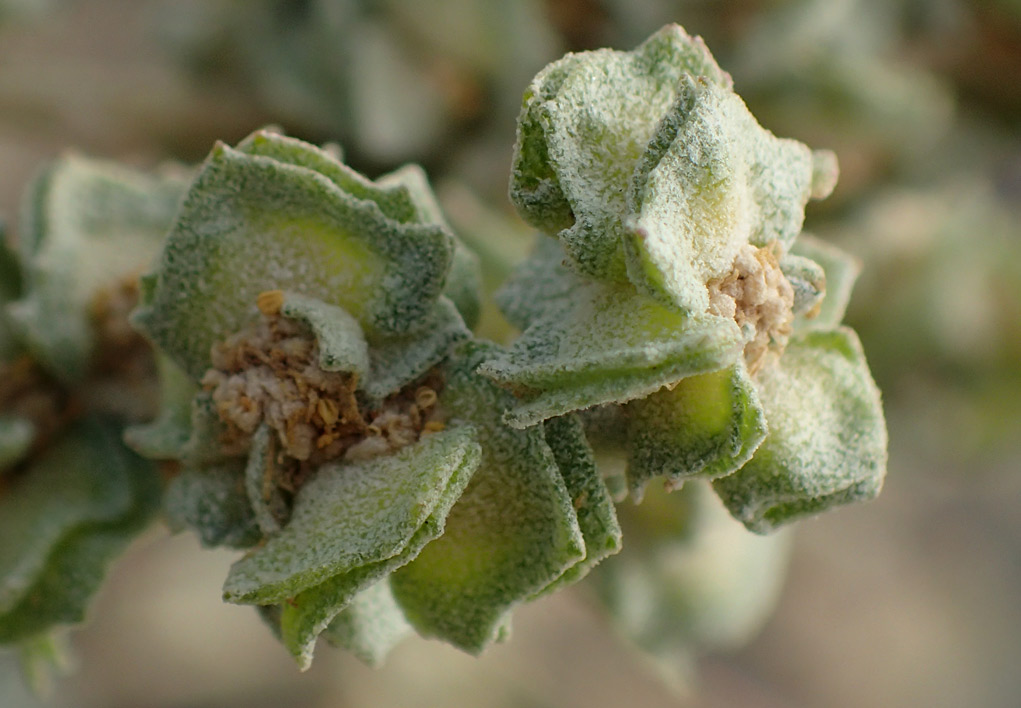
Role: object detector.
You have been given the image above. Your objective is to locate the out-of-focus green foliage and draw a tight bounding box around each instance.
[0,155,185,679]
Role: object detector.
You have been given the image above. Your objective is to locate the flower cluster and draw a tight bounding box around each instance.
[0,25,888,676]
[0,156,185,656]
[481,25,887,532]
[127,130,621,667]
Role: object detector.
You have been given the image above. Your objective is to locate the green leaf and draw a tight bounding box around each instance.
[0,419,160,643]
[179,392,240,466]
[163,461,260,550]
[480,274,743,428]
[132,139,454,380]
[235,130,419,224]
[625,363,767,500]
[222,426,481,605]
[0,420,135,616]
[623,76,817,312]
[0,418,34,474]
[7,155,188,381]
[376,164,482,329]
[278,512,444,669]
[780,252,826,318]
[278,293,369,377]
[790,234,861,332]
[713,328,887,533]
[494,236,580,332]
[536,415,621,593]
[240,427,479,668]
[122,354,196,460]
[321,579,411,667]
[510,25,731,280]
[592,482,791,678]
[390,342,585,653]
[362,297,470,403]
[244,425,289,537]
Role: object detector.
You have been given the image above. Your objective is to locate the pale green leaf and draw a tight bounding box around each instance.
[163,461,260,550]
[510,24,731,280]
[713,328,887,533]
[790,234,861,332]
[536,415,621,593]
[244,425,288,537]
[625,363,766,500]
[592,482,790,677]
[624,77,817,312]
[122,354,196,460]
[362,297,470,403]
[390,342,585,653]
[235,130,419,224]
[0,419,160,643]
[278,292,369,376]
[480,277,743,428]
[0,420,135,615]
[8,155,187,381]
[494,236,579,332]
[780,252,826,318]
[376,164,483,328]
[132,140,454,380]
[222,426,481,605]
[262,430,477,665]
[321,579,412,667]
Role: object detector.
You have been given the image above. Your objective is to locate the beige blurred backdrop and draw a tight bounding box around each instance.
[1,2,1019,707]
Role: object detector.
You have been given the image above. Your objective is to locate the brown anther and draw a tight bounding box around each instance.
[317,398,339,427]
[423,421,446,433]
[366,424,382,437]
[415,386,438,409]
[316,432,337,449]
[257,289,285,316]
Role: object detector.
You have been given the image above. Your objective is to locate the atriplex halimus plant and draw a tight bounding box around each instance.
[0,24,886,679]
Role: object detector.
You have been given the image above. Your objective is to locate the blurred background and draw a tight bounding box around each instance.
[0,0,1019,706]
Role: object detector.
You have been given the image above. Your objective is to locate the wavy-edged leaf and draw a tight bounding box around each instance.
[390,341,585,653]
[480,278,743,428]
[511,24,731,280]
[0,419,160,643]
[132,141,454,380]
[537,415,621,593]
[0,420,135,616]
[713,328,887,533]
[122,354,196,460]
[362,297,470,403]
[625,363,767,501]
[790,234,861,333]
[780,252,826,318]
[624,76,818,312]
[279,292,369,376]
[376,164,482,329]
[592,482,790,680]
[235,130,419,224]
[321,579,412,667]
[222,426,481,605]
[175,391,240,466]
[8,155,187,381]
[163,460,260,550]
[279,495,465,668]
[244,425,288,537]
[494,236,580,332]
